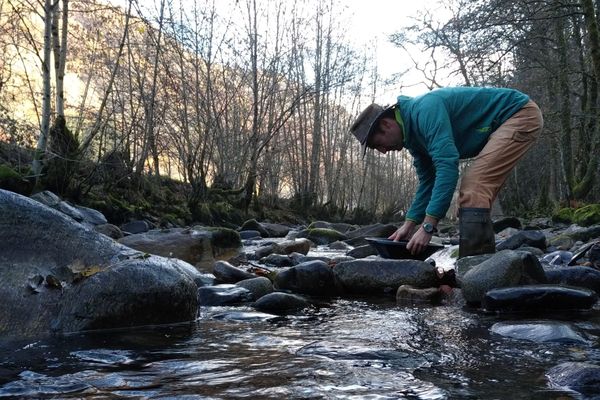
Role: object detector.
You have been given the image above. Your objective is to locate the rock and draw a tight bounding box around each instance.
[589,242,600,268]
[345,223,398,240]
[212,260,257,283]
[455,254,494,284]
[333,259,438,295]
[491,321,587,343]
[236,277,274,300]
[516,246,545,257]
[524,217,553,230]
[346,244,378,259]
[328,241,352,251]
[460,250,547,304]
[573,204,600,227]
[94,223,124,239]
[493,216,522,233]
[240,219,269,237]
[30,190,61,207]
[121,220,151,234]
[496,230,547,251]
[544,266,600,293]
[297,228,347,245]
[118,227,241,271]
[261,222,291,238]
[261,253,296,268]
[274,260,336,296]
[253,292,309,313]
[276,238,312,255]
[548,235,575,250]
[482,284,597,312]
[197,284,252,306]
[0,189,201,339]
[547,362,600,396]
[396,285,441,305]
[239,230,262,239]
[75,205,108,226]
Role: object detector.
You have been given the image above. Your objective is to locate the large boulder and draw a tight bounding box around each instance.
[333,259,438,295]
[0,189,200,339]
[118,227,242,272]
[460,250,547,304]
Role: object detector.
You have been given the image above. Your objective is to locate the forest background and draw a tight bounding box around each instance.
[1,0,599,227]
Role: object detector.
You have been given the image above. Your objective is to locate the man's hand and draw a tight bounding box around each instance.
[406,227,432,255]
[388,220,416,241]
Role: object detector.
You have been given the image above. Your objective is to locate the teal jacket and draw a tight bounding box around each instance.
[396,87,530,223]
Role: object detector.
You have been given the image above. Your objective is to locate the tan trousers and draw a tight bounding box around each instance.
[458,100,543,209]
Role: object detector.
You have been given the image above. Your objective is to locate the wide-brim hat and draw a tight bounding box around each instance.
[349,103,394,157]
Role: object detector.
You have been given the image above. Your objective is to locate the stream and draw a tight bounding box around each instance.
[1,240,598,399]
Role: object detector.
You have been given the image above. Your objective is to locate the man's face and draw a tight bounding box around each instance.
[369,118,403,154]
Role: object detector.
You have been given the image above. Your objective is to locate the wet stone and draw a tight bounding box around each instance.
[197,284,253,306]
[482,284,598,312]
[212,260,257,283]
[491,321,587,344]
[547,362,600,397]
[235,277,274,300]
[496,230,547,251]
[346,244,378,259]
[253,292,309,313]
[274,260,336,296]
[543,266,600,294]
[396,285,441,305]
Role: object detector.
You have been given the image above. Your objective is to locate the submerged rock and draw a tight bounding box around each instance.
[333,259,438,295]
[482,284,597,312]
[396,285,441,305]
[197,284,252,306]
[491,321,587,343]
[0,189,200,339]
[547,362,600,396]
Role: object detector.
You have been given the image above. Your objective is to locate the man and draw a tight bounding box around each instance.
[350,87,543,258]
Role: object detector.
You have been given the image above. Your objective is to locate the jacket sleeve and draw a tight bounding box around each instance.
[405,152,435,223]
[413,95,460,220]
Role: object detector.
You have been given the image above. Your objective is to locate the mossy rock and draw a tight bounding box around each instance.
[0,164,32,195]
[573,204,600,227]
[297,228,347,245]
[552,207,575,224]
[206,227,242,249]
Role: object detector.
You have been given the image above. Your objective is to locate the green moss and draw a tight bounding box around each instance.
[206,227,242,249]
[573,204,600,227]
[552,207,575,224]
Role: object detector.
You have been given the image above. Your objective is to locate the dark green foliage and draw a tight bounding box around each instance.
[553,207,575,224]
[0,164,32,195]
[573,204,600,226]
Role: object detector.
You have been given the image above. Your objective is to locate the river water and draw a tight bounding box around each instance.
[1,241,599,399]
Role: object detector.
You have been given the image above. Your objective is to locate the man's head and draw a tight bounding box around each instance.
[350,103,403,156]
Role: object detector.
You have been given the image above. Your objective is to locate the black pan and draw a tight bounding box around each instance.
[365,237,444,261]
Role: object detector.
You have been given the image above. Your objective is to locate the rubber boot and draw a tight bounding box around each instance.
[458,207,496,258]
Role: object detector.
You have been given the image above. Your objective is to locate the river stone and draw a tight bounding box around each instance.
[455,254,494,284]
[236,277,274,300]
[548,235,576,250]
[239,230,262,239]
[493,216,522,233]
[262,253,296,267]
[253,292,309,313]
[544,266,600,294]
[482,284,598,312]
[197,284,252,306]
[328,240,352,251]
[30,190,61,207]
[333,259,438,295]
[396,285,441,305]
[240,219,269,237]
[297,228,347,245]
[212,260,257,283]
[491,321,587,343]
[261,222,291,238]
[94,223,124,239]
[120,220,151,234]
[276,238,312,255]
[75,205,108,226]
[346,244,378,259]
[274,260,336,296]
[345,223,398,240]
[0,189,201,339]
[118,227,241,271]
[496,230,547,251]
[590,243,600,268]
[547,362,600,396]
[460,250,547,304]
